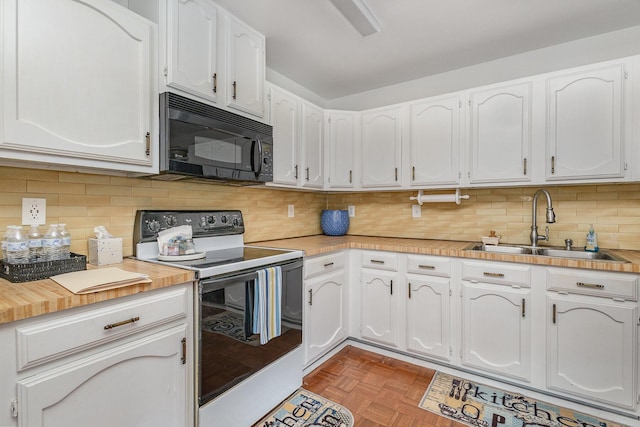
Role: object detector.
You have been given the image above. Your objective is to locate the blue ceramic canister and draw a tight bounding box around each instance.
[320,210,349,236]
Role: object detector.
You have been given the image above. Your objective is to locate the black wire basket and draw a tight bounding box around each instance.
[0,253,87,283]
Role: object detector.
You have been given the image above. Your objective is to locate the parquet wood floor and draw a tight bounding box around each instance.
[303,345,465,427]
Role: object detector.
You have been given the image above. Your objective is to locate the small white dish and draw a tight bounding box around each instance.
[158,252,206,261]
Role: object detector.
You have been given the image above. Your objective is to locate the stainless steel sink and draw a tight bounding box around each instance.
[468,243,629,262]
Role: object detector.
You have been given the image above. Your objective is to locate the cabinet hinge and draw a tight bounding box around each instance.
[458,101,462,108]
[163,66,168,77]
[10,400,18,418]
[449,289,452,297]
[449,347,453,357]
[637,317,640,326]
[468,100,471,107]
[624,162,628,171]
[624,71,629,80]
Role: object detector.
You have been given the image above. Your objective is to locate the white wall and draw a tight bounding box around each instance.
[269,25,640,111]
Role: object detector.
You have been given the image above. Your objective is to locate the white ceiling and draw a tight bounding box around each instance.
[213,0,640,101]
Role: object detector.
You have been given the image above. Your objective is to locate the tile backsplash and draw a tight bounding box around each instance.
[2,167,640,255]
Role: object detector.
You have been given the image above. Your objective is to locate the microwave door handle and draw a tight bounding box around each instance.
[253,137,264,176]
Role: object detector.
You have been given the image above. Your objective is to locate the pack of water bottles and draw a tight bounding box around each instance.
[0,224,86,283]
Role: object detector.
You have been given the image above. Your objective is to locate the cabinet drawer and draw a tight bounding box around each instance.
[16,286,189,371]
[361,251,398,271]
[546,268,638,301]
[304,252,344,279]
[462,260,530,287]
[406,255,450,277]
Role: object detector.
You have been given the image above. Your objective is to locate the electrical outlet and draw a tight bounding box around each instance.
[22,198,46,225]
[412,205,422,218]
[288,205,294,218]
[348,205,355,217]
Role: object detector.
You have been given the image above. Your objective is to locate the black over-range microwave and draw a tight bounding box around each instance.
[159,92,273,183]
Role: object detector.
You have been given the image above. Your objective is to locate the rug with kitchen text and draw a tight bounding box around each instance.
[202,310,291,347]
[419,372,630,427]
[254,388,354,427]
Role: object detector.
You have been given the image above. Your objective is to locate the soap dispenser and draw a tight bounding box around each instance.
[584,224,598,252]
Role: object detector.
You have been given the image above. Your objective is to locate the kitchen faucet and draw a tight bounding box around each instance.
[530,189,556,247]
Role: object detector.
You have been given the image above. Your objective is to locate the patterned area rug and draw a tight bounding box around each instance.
[254,388,354,427]
[201,311,260,346]
[420,372,630,427]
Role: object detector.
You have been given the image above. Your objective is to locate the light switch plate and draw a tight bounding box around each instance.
[288,205,294,218]
[412,205,422,218]
[348,205,355,217]
[22,198,46,225]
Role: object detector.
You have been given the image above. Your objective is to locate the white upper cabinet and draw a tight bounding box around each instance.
[164,0,220,103]
[408,95,461,186]
[326,111,358,189]
[468,82,532,184]
[360,106,402,188]
[225,14,265,118]
[1,0,157,173]
[546,61,628,181]
[301,102,324,188]
[270,86,299,186]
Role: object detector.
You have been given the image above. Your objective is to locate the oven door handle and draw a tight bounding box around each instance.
[200,270,259,293]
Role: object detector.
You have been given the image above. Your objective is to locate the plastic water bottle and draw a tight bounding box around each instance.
[1,226,17,262]
[42,224,62,261]
[6,226,30,264]
[28,225,43,262]
[58,224,71,259]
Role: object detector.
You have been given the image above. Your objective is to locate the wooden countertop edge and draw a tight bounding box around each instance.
[252,235,640,273]
[0,258,195,325]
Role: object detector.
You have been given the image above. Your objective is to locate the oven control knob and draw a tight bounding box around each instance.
[221,215,228,224]
[232,218,239,227]
[164,215,177,227]
[207,215,216,225]
[147,219,161,233]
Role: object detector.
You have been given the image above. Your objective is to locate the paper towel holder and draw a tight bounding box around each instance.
[410,189,470,206]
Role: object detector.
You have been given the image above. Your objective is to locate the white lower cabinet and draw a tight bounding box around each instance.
[546,268,638,409]
[303,253,347,366]
[3,284,193,427]
[360,251,399,347]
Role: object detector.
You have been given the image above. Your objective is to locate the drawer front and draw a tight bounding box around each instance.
[361,251,398,271]
[406,255,451,277]
[304,252,344,279]
[462,260,530,287]
[546,268,638,301]
[16,285,189,371]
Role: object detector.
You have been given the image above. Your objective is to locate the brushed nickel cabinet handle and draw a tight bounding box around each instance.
[181,338,187,365]
[104,316,140,330]
[390,279,393,295]
[232,81,237,100]
[577,282,604,289]
[523,158,527,175]
[145,132,151,156]
[323,262,334,267]
[418,265,436,270]
[370,259,385,264]
[306,167,310,180]
[483,272,505,278]
[408,282,412,299]
[295,165,298,179]
[522,299,525,318]
[213,73,217,93]
[412,166,415,181]
[395,167,398,181]
[551,156,555,174]
[308,289,313,306]
[349,170,352,183]
[552,303,557,324]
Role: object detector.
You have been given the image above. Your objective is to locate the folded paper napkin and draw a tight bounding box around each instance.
[50,267,151,294]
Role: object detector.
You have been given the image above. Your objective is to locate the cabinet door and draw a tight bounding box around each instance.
[17,326,189,427]
[304,270,346,365]
[327,111,356,189]
[461,282,531,381]
[406,275,450,361]
[270,87,299,185]
[1,0,155,172]
[547,63,626,180]
[468,82,531,184]
[361,270,398,347]
[225,15,264,118]
[301,102,324,188]
[361,107,402,188]
[547,294,636,409]
[409,96,461,186]
[165,0,219,103]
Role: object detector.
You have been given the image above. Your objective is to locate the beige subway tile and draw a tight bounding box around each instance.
[59,194,110,206]
[111,196,152,207]
[59,172,110,185]
[0,179,27,193]
[110,176,154,187]
[28,181,85,194]
[0,167,58,181]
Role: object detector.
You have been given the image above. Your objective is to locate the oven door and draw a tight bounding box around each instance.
[197,259,302,406]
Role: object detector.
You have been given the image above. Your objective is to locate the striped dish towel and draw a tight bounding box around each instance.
[252,266,282,344]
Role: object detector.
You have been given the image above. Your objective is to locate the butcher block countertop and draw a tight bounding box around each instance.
[0,259,195,325]
[254,235,640,273]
